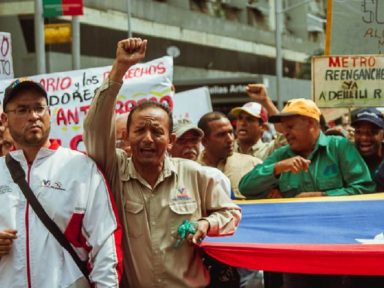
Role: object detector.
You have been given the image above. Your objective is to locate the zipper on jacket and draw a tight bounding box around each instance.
[25,164,32,288]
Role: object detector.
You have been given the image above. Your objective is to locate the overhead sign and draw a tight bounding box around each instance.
[0,32,14,80]
[0,56,174,150]
[312,54,384,107]
[44,23,72,44]
[325,0,384,55]
[43,0,83,17]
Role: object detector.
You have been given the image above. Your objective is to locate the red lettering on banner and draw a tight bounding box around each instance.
[56,108,67,125]
[124,63,168,79]
[124,100,137,113]
[157,62,166,74]
[50,138,62,146]
[56,107,80,126]
[328,56,377,68]
[40,76,72,92]
[80,105,90,115]
[67,109,79,125]
[329,57,341,67]
[114,95,174,114]
[159,95,173,110]
[0,36,10,57]
[116,101,126,114]
[61,77,72,89]
[70,134,83,150]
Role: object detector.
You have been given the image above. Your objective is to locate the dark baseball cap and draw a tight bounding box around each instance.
[3,79,48,110]
[351,108,384,130]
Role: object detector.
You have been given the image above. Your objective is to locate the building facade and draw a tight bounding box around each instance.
[0,0,326,109]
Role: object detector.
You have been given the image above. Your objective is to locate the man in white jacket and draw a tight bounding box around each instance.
[0,80,122,287]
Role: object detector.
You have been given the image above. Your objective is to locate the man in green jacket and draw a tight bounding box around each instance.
[239,98,375,199]
[239,98,375,288]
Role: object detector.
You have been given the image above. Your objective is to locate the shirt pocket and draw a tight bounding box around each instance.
[124,200,145,238]
[169,200,198,235]
[169,200,198,215]
[317,176,343,191]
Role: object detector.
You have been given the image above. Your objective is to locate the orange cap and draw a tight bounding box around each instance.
[269,98,321,123]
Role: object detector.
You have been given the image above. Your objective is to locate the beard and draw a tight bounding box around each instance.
[10,126,51,148]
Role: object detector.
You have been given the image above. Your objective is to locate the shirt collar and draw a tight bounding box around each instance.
[286,131,326,158]
[121,155,177,184]
[234,140,263,154]
[9,139,60,153]
[197,150,227,170]
[9,140,61,165]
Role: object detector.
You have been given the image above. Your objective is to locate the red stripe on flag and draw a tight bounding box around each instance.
[201,242,384,275]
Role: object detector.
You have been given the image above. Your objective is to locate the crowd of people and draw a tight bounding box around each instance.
[0,37,384,288]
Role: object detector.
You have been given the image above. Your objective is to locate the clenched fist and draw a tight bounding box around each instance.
[246,84,269,103]
[109,38,147,82]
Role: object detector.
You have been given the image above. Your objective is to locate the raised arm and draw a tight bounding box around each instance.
[246,83,284,134]
[83,38,147,179]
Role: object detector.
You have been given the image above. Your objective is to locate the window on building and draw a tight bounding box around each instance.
[247,0,269,28]
[190,0,209,14]
[247,7,266,27]
[308,31,321,42]
[222,4,242,22]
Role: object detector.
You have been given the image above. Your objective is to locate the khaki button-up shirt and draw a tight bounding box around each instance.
[84,80,241,288]
[234,133,287,161]
[198,151,262,199]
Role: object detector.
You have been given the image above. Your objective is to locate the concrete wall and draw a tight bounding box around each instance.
[0,0,314,107]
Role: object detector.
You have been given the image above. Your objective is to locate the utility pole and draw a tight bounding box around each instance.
[274,0,312,110]
[72,16,80,70]
[275,0,283,110]
[127,0,132,37]
[34,0,46,74]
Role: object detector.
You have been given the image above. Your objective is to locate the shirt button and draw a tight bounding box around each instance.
[151,221,156,226]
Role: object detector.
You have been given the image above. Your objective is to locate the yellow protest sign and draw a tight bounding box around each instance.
[312,54,384,107]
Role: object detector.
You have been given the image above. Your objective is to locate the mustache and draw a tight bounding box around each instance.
[140,144,156,149]
[183,148,198,155]
[27,122,43,129]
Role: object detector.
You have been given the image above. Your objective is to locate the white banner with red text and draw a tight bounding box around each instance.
[0,56,174,150]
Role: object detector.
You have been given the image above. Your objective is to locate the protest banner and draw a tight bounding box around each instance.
[173,87,212,124]
[312,54,384,107]
[0,32,14,80]
[325,0,384,55]
[0,56,174,150]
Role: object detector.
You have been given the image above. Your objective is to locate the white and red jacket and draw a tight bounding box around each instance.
[0,143,123,288]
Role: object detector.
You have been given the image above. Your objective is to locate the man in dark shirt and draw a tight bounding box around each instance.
[351,107,384,192]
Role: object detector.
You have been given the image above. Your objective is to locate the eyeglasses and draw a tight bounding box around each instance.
[5,105,49,117]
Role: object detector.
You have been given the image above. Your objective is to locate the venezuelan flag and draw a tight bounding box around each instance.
[202,193,384,275]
